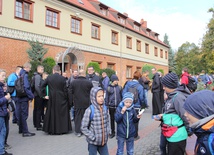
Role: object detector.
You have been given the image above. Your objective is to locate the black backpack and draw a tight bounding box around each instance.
[128,84,139,103]
[187,76,197,92]
[15,74,27,97]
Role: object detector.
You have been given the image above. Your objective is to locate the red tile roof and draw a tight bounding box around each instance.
[62,0,169,48]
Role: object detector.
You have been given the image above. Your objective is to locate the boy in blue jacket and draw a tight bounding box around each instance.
[115,92,142,155]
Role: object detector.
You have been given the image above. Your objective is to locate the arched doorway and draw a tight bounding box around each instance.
[55,47,85,74]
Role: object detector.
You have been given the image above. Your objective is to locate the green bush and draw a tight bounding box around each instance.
[142,64,154,79]
[157,69,164,75]
[86,62,100,74]
[42,57,56,74]
[100,68,116,78]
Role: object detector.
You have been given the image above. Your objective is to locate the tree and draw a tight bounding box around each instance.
[200,8,214,73]
[26,40,48,62]
[163,34,175,72]
[142,64,154,79]
[174,42,201,76]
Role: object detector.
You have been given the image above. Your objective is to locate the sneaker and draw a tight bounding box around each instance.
[109,133,115,139]
[134,136,140,141]
[5,143,12,150]
[75,133,82,137]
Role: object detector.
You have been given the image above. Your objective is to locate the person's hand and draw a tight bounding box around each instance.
[5,93,10,100]
[137,114,142,118]
[44,96,49,100]
[121,106,127,114]
[154,114,162,121]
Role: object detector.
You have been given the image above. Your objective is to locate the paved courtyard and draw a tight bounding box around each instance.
[7,91,195,155]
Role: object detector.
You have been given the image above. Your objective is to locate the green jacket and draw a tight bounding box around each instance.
[163,113,188,142]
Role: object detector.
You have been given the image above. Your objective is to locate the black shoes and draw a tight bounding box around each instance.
[5,143,12,150]
[134,135,140,141]
[109,133,115,139]
[22,132,36,137]
[36,127,42,131]
[2,151,13,155]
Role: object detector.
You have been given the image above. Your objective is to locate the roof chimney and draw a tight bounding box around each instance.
[142,21,147,28]
[123,12,128,17]
[140,18,144,24]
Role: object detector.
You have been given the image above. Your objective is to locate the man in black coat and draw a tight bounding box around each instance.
[151,68,162,115]
[42,65,72,135]
[69,69,93,137]
[86,66,102,87]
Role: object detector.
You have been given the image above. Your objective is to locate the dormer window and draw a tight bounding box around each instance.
[118,16,125,24]
[134,21,141,32]
[146,28,151,36]
[100,8,107,16]
[155,33,159,40]
[134,25,140,31]
[117,12,127,25]
[99,3,108,16]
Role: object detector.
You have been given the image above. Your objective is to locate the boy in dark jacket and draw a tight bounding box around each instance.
[184,90,214,155]
[81,87,110,155]
[105,74,122,138]
[115,92,142,155]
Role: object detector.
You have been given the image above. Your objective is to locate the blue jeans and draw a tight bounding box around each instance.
[0,117,6,154]
[88,143,109,155]
[117,136,134,155]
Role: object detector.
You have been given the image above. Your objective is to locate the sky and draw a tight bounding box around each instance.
[99,0,214,50]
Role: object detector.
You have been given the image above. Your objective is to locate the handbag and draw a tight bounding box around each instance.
[161,123,184,138]
[8,99,16,112]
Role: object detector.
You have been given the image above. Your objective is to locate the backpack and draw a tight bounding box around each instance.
[128,84,139,103]
[89,104,107,121]
[187,76,197,92]
[31,75,36,93]
[195,133,214,155]
[15,74,27,97]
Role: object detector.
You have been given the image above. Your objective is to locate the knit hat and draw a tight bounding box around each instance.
[123,92,134,102]
[110,74,119,82]
[162,72,178,89]
[183,90,214,119]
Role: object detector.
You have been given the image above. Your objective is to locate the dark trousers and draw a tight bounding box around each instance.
[11,96,18,123]
[16,101,29,133]
[33,96,43,128]
[109,107,116,134]
[116,136,134,155]
[160,132,167,155]
[152,92,162,115]
[168,139,186,155]
[134,109,140,138]
[4,113,9,144]
[74,108,86,133]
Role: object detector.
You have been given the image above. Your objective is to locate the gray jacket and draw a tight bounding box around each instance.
[81,87,110,146]
[164,84,191,129]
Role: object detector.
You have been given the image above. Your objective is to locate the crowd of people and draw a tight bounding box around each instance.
[0,64,213,155]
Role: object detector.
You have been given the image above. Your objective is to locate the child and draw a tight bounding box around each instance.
[0,69,12,155]
[105,74,122,139]
[183,90,214,155]
[115,92,142,155]
[81,87,110,155]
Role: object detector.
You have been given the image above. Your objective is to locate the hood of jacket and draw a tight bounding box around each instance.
[90,87,104,109]
[191,115,214,134]
[126,80,140,87]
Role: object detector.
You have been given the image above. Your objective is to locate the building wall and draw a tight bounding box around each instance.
[0,0,168,84]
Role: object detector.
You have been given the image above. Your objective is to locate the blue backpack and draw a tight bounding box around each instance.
[90,104,107,121]
[195,133,214,155]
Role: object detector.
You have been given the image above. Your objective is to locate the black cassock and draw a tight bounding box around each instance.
[42,73,72,134]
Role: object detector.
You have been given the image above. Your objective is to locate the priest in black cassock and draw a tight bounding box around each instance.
[42,65,72,135]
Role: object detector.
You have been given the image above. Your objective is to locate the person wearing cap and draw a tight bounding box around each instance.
[155,72,191,155]
[183,90,214,155]
[105,74,122,139]
[115,92,142,155]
